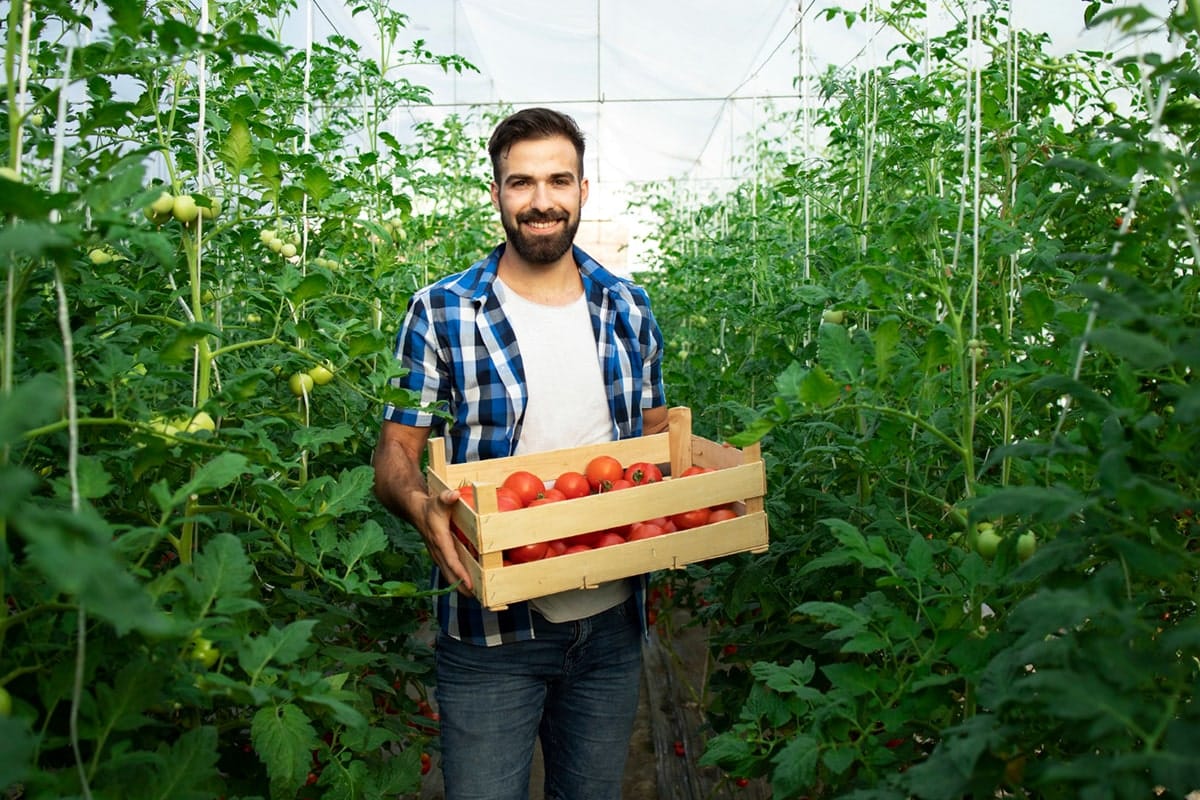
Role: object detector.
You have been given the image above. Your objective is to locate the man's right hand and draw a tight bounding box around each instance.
[419,486,474,595]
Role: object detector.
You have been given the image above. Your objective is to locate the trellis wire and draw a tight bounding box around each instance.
[46,12,90,791]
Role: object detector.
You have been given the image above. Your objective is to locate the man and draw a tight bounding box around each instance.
[373,107,668,800]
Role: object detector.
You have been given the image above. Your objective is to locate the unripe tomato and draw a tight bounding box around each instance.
[172,194,200,223]
[822,309,845,324]
[289,372,314,397]
[0,686,12,716]
[1016,531,1038,561]
[199,197,221,220]
[150,191,175,215]
[975,523,1002,560]
[308,364,334,385]
[89,248,113,265]
[191,637,219,668]
[185,411,216,433]
[280,243,298,258]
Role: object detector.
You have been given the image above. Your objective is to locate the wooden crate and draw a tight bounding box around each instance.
[425,407,769,610]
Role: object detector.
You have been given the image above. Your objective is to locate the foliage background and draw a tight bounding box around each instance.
[2,0,1198,798]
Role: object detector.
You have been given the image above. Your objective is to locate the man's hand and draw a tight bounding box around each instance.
[417,485,474,595]
[374,421,474,595]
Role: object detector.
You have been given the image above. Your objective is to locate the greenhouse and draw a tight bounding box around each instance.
[1,0,1198,798]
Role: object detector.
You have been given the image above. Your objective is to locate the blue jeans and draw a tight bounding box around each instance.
[434,595,643,800]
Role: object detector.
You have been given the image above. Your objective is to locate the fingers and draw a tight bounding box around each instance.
[424,490,474,594]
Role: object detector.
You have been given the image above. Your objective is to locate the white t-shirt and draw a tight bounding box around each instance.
[495,279,633,622]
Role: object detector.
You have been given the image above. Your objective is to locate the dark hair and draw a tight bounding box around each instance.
[487,107,586,182]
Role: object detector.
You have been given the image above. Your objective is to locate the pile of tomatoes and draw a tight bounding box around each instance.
[451,455,739,565]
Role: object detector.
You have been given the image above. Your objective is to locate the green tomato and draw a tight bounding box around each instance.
[821,309,845,325]
[172,194,199,223]
[289,372,314,397]
[308,364,334,386]
[29,112,44,127]
[199,196,222,220]
[150,191,175,215]
[185,411,216,433]
[191,638,219,669]
[0,686,12,716]
[1016,531,1038,561]
[280,243,298,259]
[89,248,113,265]
[975,524,1002,560]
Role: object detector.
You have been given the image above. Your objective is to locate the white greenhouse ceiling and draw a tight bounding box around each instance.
[300,0,1176,267]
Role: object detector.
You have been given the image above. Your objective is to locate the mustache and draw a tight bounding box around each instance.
[517,210,568,224]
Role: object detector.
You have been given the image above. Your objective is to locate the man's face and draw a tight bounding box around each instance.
[491,135,588,265]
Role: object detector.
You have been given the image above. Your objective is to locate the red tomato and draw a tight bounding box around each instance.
[594,532,626,548]
[603,478,634,493]
[567,531,603,548]
[541,488,567,502]
[672,507,711,530]
[661,519,678,534]
[495,488,523,512]
[628,522,665,540]
[545,539,568,557]
[624,461,663,486]
[585,455,624,492]
[708,508,738,523]
[506,541,548,563]
[563,544,592,555]
[502,470,546,506]
[553,470,591,500]
[456,484,476,509]
[679,465,715,477]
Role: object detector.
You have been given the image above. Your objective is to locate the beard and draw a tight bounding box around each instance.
[501,207,581,265]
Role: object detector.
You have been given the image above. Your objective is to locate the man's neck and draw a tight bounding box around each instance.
[497,244,584,306]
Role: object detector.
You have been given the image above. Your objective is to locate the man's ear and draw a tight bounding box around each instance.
[490,181,500,211]
[580,176,589,208]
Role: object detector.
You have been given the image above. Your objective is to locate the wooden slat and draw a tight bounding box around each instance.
[480,513,767,609]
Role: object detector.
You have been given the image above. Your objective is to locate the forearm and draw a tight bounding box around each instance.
[372,436,432,528]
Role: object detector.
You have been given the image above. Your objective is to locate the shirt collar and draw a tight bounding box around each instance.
[448,243,623,303]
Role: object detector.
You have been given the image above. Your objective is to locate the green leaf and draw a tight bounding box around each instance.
[17,503,171,636]
[321,466,376,517]
[304,165,334,202]
[1088,328,1173,369]
[771,734,820,798]
[818,320,862,383]
[161,321,222,363]
[334,521,387,574]
[129,726,221,800]
[750,659,821,701]
[0,373,62,447]
[820,662,878,697]
[970,486,1089,524]
[251,704,316,799]
[170,452,250,507]
[0,465,38,516]
[179,532,256,616]
[239,620,318,675]
[872,317,901,384]
[0,717,35,789]
[220,119,255,175]
[95,657,165,736]
[292,423,355,455]
[289,273,331,305]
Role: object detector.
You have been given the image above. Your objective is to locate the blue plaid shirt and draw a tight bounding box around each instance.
[383,244,666,645]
